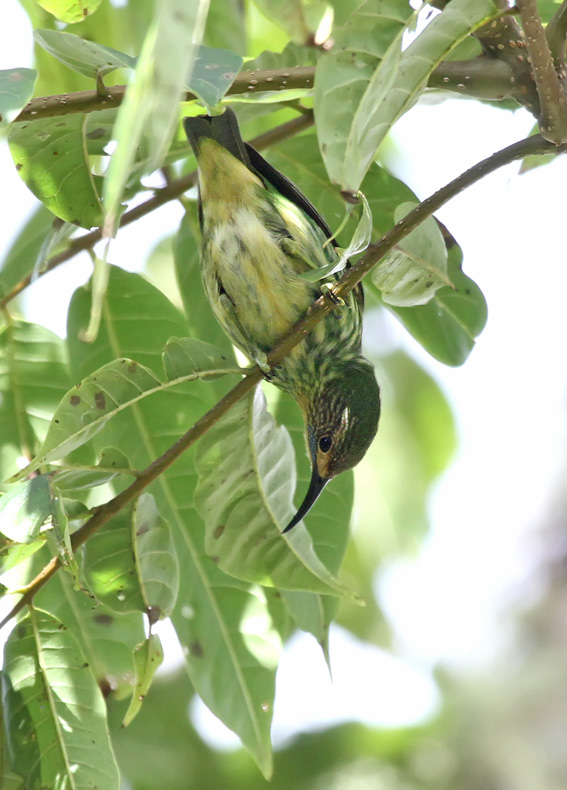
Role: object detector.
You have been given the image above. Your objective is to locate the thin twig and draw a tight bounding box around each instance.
[2,132,565,629]
[0,111,315,309]
[517,0,567,143]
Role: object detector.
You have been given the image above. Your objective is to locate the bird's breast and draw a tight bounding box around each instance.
[202,207,316,351]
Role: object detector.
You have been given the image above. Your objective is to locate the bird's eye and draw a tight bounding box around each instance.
[318,436,332,453]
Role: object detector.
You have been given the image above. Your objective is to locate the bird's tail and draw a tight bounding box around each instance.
[183,108,252,169]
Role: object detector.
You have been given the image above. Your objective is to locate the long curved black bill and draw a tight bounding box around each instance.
[282,470,329,534]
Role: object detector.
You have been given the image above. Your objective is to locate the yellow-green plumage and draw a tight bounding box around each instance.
[184,109,380,531]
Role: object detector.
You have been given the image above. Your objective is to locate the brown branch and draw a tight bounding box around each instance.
[546,0,567,70]
[517,0,567,142]
[14,67,316,124]
[429,57,516,99]
[2,132,565,630]
[0,111,315,309]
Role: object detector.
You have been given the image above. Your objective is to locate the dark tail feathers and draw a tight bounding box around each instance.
[183,108,252,169]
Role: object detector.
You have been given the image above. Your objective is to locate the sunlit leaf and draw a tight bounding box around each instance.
[36,0,103,24]
[53,446,132,492]
[122,634,164,727]
[379,235,488,365]
[133,493,179,619]
[0,68,37,122]
[0,207,57,299]
[2,608,120,789]
[0,476,52,543]
[190,46,243,108]
[9,114,105,228]
[315,0,499,192]
[0,321,70,482]
[36,566,145,701]
[34,29,136,79]
[372,201,450,306]
[314,0,413,192]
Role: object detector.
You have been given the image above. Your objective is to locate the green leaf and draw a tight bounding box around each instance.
[314,0,413,191]
[162,336,239,380]
[34,29,136,79]
[36,566,145,701]
[52,446,132,492]
[13,358,162,478]
[383,235,488,365]
[67,266,276,776]
[300,191,373,281]
[372,201,450,306]
[35,0,103,23]
[122,634,164,727]
[204,0,248,54]
[273,389,353,646]
[2,608,120,789]
[84,508,146,614]
[103,0,209,234]
[0,207,57,299]
[252,0,310,41]
[190,46,243,108]
[195,388,358,599]
[315,0,499,192]
[0,536,45,575]
[0,69,37,122]
[133,493,179,619]
[0,476,52,543]
[13,336,238,480]
[9,114,105,228]
[0,320,70,482]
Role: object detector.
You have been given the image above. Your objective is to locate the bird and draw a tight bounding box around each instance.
[183,108,380,532]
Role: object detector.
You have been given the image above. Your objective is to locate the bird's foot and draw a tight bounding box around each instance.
[321,283,345,317]
[254,351,273,377]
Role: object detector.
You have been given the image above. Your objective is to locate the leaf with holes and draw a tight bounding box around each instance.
[36,566,145,702]
[11,358,161,480]
[9,114,105,228]
[189,46,243,108]
[2,608,120,789]
[36,0,103,23]
[0,320,71,483]
[66,266,276,775]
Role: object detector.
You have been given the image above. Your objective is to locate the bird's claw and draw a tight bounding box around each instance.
[254,351,273,377]
[321,283,345,308]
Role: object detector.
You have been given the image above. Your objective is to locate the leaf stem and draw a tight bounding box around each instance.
[2,132,565,629]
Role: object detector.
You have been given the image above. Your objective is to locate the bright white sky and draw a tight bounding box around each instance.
[2,0,567,751]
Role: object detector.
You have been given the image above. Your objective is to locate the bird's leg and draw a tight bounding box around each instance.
[320,283,345,317]
[253,350,274,377]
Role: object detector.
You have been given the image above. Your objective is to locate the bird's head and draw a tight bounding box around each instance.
[283,359,380,533]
